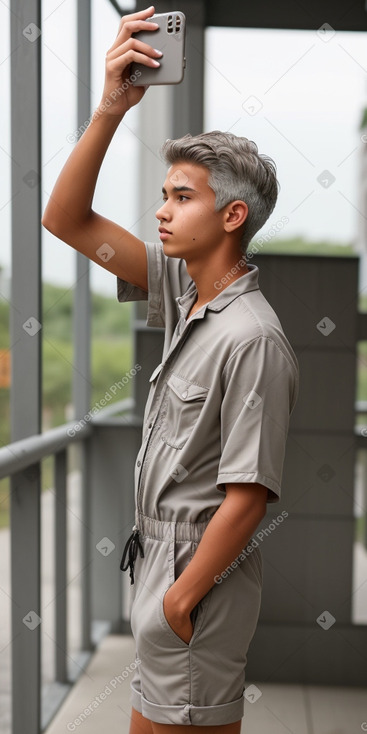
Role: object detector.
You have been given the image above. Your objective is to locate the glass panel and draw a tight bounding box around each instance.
[90,0,139,412]
[204,27,367,256]
[41,0,77,429]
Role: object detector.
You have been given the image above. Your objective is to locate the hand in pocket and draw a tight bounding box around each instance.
[162,586,194,645]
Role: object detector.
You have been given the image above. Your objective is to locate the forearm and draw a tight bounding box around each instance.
[42,109,124,230]
[43,5,161,233]
[171,483,267,614]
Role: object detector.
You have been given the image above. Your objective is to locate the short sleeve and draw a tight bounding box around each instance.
[116,240,164,326]
[217,336,298,503]
[116,240,192,329]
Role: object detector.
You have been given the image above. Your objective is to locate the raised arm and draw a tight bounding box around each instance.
[41,5,163,292]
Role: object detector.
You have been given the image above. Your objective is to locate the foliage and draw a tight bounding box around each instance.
[250,235,356,257]
[0,283,133,527]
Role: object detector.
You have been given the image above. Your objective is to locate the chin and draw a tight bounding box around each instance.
[162,242,185,259]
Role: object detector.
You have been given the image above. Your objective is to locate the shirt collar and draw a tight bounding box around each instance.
[176,263,260,320]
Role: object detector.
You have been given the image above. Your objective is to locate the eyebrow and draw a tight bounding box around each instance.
[162,185,198,195]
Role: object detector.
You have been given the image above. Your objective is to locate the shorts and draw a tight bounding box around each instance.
[128,512,263,726]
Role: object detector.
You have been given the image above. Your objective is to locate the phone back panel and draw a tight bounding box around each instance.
[131,11,186,85]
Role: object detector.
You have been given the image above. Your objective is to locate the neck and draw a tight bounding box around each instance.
[185,248,249,306]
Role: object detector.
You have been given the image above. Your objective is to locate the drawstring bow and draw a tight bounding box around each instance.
[120,525,144,585]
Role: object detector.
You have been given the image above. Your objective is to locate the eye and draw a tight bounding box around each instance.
[178,195,189,201]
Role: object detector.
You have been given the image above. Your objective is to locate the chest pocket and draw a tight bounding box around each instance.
[161,373,209,449]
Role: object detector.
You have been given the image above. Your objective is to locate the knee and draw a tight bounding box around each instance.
[129,707,154,734]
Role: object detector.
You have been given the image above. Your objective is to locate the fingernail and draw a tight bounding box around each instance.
[154,49,163,55]
[152,60,160,66]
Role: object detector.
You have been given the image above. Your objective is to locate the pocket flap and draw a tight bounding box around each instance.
[167,373,209,401]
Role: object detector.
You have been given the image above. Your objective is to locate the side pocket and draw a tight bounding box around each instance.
[159,586,190,647]
[190,602,199,628]
[159,586,213,648]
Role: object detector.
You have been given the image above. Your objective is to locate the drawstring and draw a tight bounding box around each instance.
[120,525,144,585]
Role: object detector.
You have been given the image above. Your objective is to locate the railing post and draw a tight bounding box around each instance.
[80,438,93,650]
[55,450,68,682]
[10,466,41,734]
[361,448,367,550]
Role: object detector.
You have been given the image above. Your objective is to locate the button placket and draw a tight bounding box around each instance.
[136,321,195,513]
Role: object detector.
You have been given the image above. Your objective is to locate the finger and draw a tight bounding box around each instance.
[116,5,155,33]
[107,37,162,62]
[110,18,159,53]
[113,6,157,44]
[108,49,161,74]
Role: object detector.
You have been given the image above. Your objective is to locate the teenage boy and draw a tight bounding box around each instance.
[42,6,299,734]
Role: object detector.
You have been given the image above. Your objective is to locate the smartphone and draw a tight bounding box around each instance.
[131,11,186,86]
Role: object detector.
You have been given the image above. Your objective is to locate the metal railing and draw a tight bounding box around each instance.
[0,398,134,734]
[2,396,367,733]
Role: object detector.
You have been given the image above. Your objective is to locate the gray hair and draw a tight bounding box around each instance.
[159,130,280,255]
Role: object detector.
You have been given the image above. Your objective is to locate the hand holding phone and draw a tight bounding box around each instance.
[97,5,165,118]
[131,11,186,86]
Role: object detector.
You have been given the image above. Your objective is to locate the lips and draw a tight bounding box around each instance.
[158,227,172,234]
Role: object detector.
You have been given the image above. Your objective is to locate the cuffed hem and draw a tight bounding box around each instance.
[146,241,165,328]
[131,683,244,725]
[216,471,281,502]
[116,241,164,327]
[116,277,148,303]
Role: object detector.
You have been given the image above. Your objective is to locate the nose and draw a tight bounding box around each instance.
[155,199,170,222]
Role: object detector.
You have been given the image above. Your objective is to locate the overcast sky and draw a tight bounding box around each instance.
[1,0,367,295]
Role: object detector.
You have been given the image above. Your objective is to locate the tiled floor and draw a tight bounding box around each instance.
[44,634,367,734]
[1,480,367,734]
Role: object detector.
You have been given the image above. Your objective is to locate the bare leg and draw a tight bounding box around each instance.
[151,720,242,734]
[129,707,154,734]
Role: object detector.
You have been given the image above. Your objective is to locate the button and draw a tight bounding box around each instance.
[181,390,188,399]
[148,422,152,428]
[137,461,141,467]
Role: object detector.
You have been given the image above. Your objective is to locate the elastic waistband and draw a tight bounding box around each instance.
[136,512,211,543]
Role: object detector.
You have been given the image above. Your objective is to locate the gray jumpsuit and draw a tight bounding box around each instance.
[117,241,299,726]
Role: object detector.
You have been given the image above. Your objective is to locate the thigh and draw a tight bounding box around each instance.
[151,720,242,734]
[129,707,154,734]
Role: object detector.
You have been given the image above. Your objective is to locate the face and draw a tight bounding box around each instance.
[155,162,227,262]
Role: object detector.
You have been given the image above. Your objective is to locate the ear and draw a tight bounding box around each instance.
[223,200,248,235]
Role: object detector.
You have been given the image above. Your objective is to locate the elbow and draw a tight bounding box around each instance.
[41,206,58,235]
[41,207,68,239]
[41,206,91,238]
[41,213,52,232]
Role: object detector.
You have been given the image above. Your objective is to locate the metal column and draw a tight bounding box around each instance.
[10,1,42,733]
[74,0,93,653]
[172,0,205,138]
